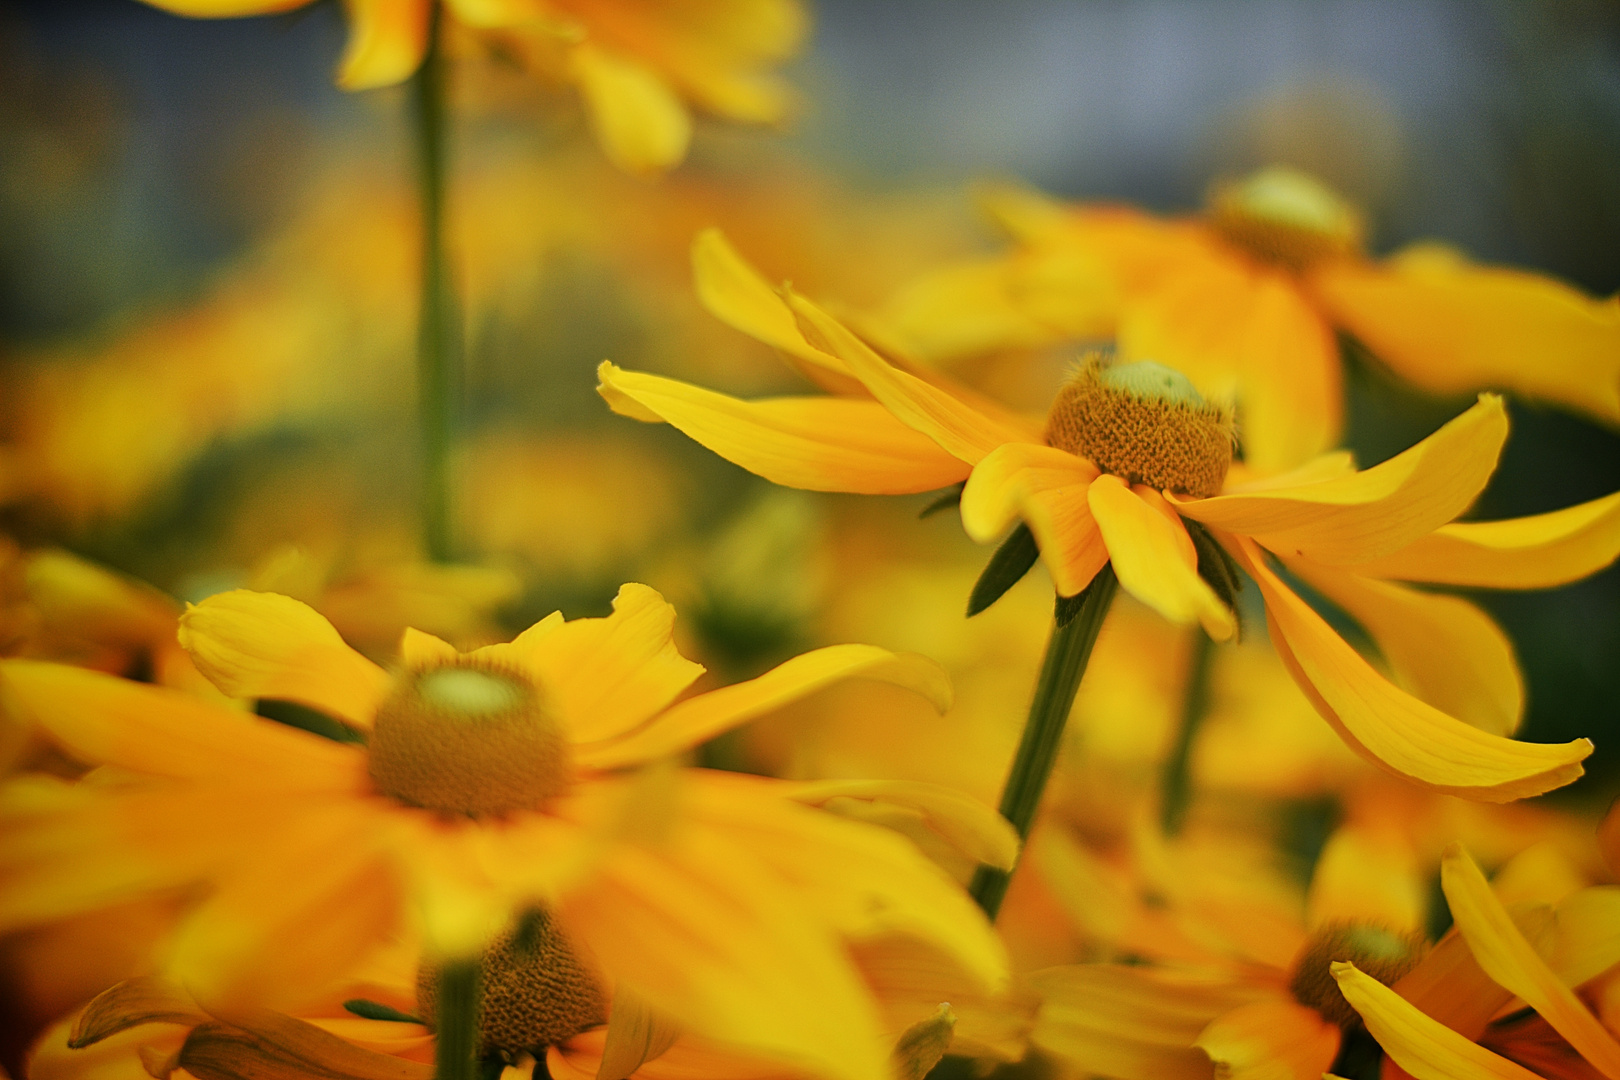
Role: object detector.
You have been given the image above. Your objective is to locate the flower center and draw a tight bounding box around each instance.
[417,910,607,1055]
[1045,356,1233,497]
[1289,922,1427,1028]
[1206,166,1362,272]
[366,659,571,817]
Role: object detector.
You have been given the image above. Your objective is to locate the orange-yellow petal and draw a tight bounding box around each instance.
[597,362,970,495]
[1231,537,1590,801]
[784,291,1030,465]
[179,590,392,729]
[960,443,1106,598]
[580,645,951,769]
[1442,844,1620,1077]
[1286,560,1524,736]
[1307,824,1425,934]
[484,583,705,745]
[0,660,360,786]
[1089,476,1234,640]
[1348,490,1620,589]
[134,0,309,12]
[550,1028,799,1080]
[1194,999,1341,1080]
[1331,961,1543,1080]
[571,43,692,175]
[783,778,1020,872]
[1547,887,1620,991]
[336,0,430,90]
[398,626,458,669]
[1312,244,1620,425]
[1172,395,1508,565]
[1393,929,1515,1043]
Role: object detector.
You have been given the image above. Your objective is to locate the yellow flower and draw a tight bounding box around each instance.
[0,583,1009,1080]
[872,167,1620,472]
[597,231,1620,802]
[137,0,806,173]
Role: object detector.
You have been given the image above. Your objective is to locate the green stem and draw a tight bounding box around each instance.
[1159,631,1213,836]
[434,960,480,1080]
[412,0,461,563]
[968,566,1118,920]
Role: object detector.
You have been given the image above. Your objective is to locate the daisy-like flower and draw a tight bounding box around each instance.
[0,583,1009,1080]
[596,232,1620,802]
[871,166,1620,472]
[137,0,805,174]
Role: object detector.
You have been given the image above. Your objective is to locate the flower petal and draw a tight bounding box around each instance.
[1029,966,1264,1080]
[784,291,1030,465]
[1442,844,1620,1077]
[178,1013,433,1080]
[179,590,392,729]
[1393,929,1514,1042]
[597,363,970,495]
[335,0,429,90]
[580,645,951,769]
[551,1028,800,1080]
[1089,476,1234,640]
[1332,961,1543,1080]
[498,584,705,745]
[1548,887,1620,990]
[1286,560,1524,736]
[960,443,1106,597]
[784,778,1020,872]
[559,820,891,1080]
[1348,490,1620,589]
[1312,244,1620,425]
[1307,824,1425,934]
[398,626,458,669]
[1194,999,1341,1080]
[572,43,692,175]
[1231,537,1590,801]
[137,0,309,15]
[69,977,206,1047]
[595,984,682,1080]
[1172,395,1509,565]
[0,660,361,786]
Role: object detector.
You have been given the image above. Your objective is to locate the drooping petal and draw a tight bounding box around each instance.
[597,362,970,494]
[68,977,206,1047]
[784,291,1031,464]
[1172,395,1509,565]
[0,660,361,786]
[960,443,1106,597]
[550,1028,800,1080]
[1348,490,1620,589]
[559,822,891,1080]
[571,43,692,175]
[594,984,683,1080]
[335,0,431,90]
[1306,824,1425,934]
[783,778,1020,872]
[1089,476,1234,640]
[1194,999,1341,1080]
[179,590,392,729]
[135,0,309,14]
[1119,244,1340,473]
[1286,560,1524,736]
[1332,962,1543,1080]
[178,1012,433,1080]
[1231,537,1590,801]
[1029,966,1265,1080]
[1442,845,1620,1077]
[580,645,951,769]
[1393,929,1514,1043]
[30,1013,188,1080]
[1311,244,1620,426]
[495,584,705,745]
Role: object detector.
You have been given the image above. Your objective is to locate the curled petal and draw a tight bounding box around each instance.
[1173,395,1508,565]
[1442,845,1620,1077]
[69,977,206,1048]
[572,43,692,175]
[179,590,392,729]
[1287,560,1524,736]
[1088,476,1234,640]
[1312,244,1620,426]
[595,985,682,1080]
[1332,962,1543,1080]
[336,0,430,90]
[580,646,951,769]
[1231,537,1590,801]
[1349,490,1620,589]
[960,443,1106,597]
[597,363,969,495]
[178,1013,432,1080]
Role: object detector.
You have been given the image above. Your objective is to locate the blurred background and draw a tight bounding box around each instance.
[0,0,1616,797]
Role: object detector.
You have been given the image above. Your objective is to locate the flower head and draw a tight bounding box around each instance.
[598,231,1620,802]
[0,583,1009,1080]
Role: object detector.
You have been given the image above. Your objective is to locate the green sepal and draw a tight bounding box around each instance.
[967,523,1039,616]
[919,482,965,519]
[1184,519,1243,637]
[256,700,367,745]
[342,999,421,1023]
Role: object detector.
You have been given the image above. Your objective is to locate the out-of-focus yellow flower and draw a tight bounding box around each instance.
[137,0,805,174]
[0,584,1010,1080]
[873,168,1620,472]
[599,231,1620,802]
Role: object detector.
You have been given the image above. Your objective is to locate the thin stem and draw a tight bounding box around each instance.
[969,566,1118,920]
[434,960,480,1080]
[1159,631,1213,836]
[412,0,461,563]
